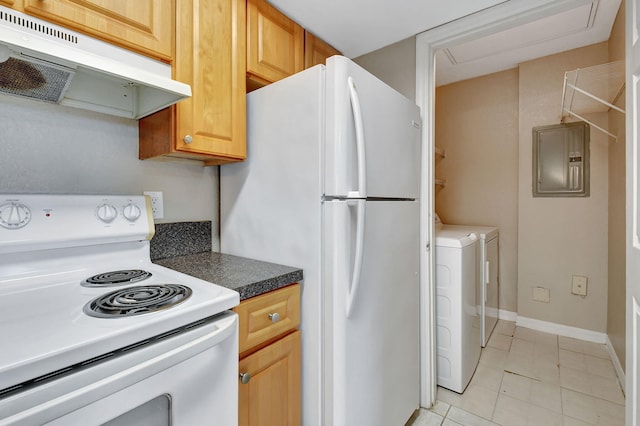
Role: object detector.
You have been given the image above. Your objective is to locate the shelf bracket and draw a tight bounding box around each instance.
[562,109,617,140]
[565,83,625,114]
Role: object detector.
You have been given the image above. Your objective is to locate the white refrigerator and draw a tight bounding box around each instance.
[220,56,421,426]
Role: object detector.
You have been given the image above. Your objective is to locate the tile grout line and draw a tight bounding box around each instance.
[490,367,505,426]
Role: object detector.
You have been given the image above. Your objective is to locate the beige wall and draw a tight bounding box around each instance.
[354,36,417,101]
[607,0,626,368]
[434,43,615,333]
[434,69,520,313]
[518,43,609,332]
[0,96,221,250]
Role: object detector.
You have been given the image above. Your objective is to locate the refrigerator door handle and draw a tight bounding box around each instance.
[347,76,367,199]
[346,199,366,318]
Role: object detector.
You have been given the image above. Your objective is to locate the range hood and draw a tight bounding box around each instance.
[0,6,191,119]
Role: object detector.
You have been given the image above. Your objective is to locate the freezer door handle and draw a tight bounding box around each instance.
[346,199,366,317]
[347,76,367,198]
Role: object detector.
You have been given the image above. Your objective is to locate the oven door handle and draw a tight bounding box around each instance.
[2,313,238,425]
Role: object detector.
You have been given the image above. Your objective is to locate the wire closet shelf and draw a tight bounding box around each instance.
[560,60,625,140]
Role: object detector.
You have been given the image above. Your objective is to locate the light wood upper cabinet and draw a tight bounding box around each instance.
[304,32,340,69]
[246,0,303,89]
[2,0,16,7]
[139,0,246,165]
[22,0,174,62]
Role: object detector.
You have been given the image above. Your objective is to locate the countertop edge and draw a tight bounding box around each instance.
[153,251,303,301]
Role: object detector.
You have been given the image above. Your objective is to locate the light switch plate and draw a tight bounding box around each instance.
[571,275,588,296]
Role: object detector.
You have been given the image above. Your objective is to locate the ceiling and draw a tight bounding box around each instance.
[436,0,621,86]
[268,0,622,87]
[267,0,507,58]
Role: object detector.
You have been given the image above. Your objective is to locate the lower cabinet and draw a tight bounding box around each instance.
[239,330,301,426]
[234,284,301,426]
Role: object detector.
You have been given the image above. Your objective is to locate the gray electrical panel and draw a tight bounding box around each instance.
[532,122,590,197]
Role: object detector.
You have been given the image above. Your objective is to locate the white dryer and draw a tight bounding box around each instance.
[434,227,480,393]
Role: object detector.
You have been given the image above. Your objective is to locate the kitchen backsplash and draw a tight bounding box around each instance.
[0,96,220,252]
[151,221,212,260]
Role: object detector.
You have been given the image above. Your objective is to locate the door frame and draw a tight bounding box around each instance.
[414,0,594,408]
[625,0,639,423]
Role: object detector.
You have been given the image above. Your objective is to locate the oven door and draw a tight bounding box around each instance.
[1,312,238,426]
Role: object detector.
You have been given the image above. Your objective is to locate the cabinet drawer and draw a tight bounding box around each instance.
[235,284,300,354]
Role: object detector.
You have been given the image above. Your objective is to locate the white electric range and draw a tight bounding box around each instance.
[0,194,239,425]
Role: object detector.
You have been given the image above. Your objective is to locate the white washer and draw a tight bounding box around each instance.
[438,222,499,348]
[434,227,480,393]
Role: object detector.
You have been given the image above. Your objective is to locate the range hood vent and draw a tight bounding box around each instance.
[0,57,74,102]
[0,6,191,119]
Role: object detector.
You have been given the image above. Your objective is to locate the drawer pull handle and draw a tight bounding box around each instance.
[239,372,251,384]
[268,312,280,323]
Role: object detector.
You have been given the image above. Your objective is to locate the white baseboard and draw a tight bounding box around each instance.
[605,334,626,393]
[515,315,606,344]
[498,309,517,322]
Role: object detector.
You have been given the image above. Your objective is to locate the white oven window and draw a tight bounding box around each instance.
[102,395,171,426]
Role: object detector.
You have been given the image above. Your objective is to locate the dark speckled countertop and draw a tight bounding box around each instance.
[151,222,303,300]
[154,251,303,300]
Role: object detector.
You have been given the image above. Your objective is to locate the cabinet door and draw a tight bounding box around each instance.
[304,32,340,68]
[23,0,174,62]
[139,0,246,164]
[174,0,246,161]
[246,0,303,86]
[239,330,301,426]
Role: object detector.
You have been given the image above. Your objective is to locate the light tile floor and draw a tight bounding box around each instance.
[407,320,625,425]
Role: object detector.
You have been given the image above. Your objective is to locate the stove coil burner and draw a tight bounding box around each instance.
[84,284,192,318]
[82,269,152,287]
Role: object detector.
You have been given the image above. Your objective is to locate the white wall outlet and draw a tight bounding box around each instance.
[571,275,588,296]
[533,286,550,303]
[143,191,164,219]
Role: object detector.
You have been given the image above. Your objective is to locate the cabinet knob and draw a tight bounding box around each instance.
[268,312,280,323]
[183,135,193,144]
[239,372,251,384]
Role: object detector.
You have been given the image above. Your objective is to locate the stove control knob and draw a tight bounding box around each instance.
[122,203,141,222]
[0,202,31,229]
[96,203,117,223]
